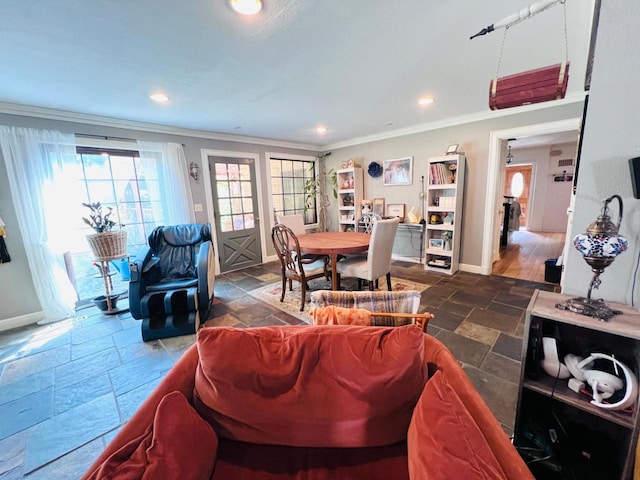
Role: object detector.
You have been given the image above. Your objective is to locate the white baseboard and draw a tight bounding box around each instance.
[263,255,278,264]
[0,311,45,332]
[459,263,487,275]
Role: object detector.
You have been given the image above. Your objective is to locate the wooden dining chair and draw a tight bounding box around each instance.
[276,213,331,278]
[336,218,399,291]
[271,224,328,311]
[356,212,382,234]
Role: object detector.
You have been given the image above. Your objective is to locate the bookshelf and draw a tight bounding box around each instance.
[424,154,465,274]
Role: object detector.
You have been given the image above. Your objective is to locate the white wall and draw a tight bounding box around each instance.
[564,0,640,305]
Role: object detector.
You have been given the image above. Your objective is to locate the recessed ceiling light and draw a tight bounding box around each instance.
[230,0,262,15]
[315,126,328,134]
[418,96,434,106]
[149,93,169,103]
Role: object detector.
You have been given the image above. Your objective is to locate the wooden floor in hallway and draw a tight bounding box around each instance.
[493,230,565,284]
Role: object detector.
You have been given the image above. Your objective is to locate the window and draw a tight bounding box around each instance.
[214,161,255,232]
[69,147,166,305]
[270,157,317,224]
[510,172,525,198]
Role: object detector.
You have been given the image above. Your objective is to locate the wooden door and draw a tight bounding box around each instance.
[209,156,262,272]
[504,165,532,229]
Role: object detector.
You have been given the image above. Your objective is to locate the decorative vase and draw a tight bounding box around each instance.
[444,239,451,251]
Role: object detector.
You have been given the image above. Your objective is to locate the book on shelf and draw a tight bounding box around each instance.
[429,163,454,185]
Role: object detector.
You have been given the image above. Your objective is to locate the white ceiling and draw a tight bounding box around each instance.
[0,0,595,148]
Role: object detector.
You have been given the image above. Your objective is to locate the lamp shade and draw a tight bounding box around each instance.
[573,195,628,258]
[573,233,628,258]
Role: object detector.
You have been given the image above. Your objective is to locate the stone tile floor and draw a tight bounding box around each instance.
[0,260,558,479]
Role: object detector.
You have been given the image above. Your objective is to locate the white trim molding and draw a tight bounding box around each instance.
[0,101,321,152]
[0,311,45,332]
[324,92,587,150]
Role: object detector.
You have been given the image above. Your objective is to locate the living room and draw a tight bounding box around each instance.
[1,0,639,478]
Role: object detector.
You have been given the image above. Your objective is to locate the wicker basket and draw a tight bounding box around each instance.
[86,230,128,261]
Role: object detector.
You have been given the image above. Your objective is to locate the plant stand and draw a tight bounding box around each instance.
[94,256,129,315]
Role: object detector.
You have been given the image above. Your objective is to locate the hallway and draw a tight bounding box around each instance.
[493,231,565,284]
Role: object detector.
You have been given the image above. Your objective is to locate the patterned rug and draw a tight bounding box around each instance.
[248,277,430,323]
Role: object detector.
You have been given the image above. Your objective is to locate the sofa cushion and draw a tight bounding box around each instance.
[85,391,217,480]
[407,370,507,480]
[194,324,427,448]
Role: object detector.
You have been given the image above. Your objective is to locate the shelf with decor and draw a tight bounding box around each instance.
[514,290,640,480]
[424,154,465,274]
[337,167,363,232]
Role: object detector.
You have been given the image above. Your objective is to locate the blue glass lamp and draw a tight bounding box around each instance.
[556,195,628,321]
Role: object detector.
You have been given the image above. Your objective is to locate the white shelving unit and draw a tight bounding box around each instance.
[337,167,363,232]
[424,154,465,274]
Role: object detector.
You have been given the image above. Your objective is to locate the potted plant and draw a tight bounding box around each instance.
[82,202,127,261]
[303,155,339,231]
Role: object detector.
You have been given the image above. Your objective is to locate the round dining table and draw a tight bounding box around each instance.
[295,232,370,291]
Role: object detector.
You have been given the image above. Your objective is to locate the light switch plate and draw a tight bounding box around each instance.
[194,203,203,212]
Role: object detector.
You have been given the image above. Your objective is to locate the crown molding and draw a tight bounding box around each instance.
[0,101,321,152]
[322,91,588,150]
[0,91,587,153]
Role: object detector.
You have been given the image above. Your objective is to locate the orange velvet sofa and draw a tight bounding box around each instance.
[82,325,533,480]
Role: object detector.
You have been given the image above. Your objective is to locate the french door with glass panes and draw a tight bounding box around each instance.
[209,156,262,272]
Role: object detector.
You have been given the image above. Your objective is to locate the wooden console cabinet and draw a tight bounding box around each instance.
[515,290,640,479]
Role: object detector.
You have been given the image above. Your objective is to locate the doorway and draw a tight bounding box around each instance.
[203,152,265,273]
[482,118,581,284]
[504,165,533,230]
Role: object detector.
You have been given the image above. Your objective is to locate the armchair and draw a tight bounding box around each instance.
[129,223,215,341]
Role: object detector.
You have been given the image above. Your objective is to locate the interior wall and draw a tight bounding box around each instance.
[0,113,317,323]
[325,103,584,270]
[564,0,640,305]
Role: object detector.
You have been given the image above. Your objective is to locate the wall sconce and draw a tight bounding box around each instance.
[556,194,628,321]
[189,162,200,182]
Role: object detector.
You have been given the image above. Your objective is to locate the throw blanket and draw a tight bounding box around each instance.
[312,306,372,326]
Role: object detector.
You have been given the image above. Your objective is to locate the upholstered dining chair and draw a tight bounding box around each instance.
[336,218,399,291]
[271,224,328,311]
[275,213,306,235]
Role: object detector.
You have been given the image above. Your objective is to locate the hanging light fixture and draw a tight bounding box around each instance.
[556,195,628,321]
[506,145,514,164]
[505,139,516,164]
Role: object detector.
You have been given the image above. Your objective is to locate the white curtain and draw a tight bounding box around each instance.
[137,141,195,225]
[0,127,78,322]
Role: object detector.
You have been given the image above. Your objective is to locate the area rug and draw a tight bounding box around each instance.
[248,277,430,323]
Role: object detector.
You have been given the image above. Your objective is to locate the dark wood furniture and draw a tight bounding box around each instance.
[515,290,640,479]
[295,232,370,291]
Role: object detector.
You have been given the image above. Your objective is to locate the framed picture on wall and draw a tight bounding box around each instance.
[372,198,385,216]
[383,156,413,186]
